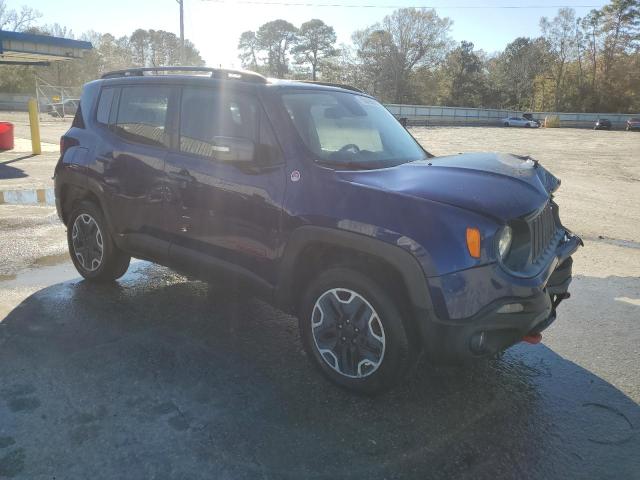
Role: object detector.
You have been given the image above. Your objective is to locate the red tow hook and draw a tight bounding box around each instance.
[522,333,542,344]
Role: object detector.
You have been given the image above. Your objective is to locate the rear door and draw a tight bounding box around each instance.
[93,84,176,260]
[164,85,286,284]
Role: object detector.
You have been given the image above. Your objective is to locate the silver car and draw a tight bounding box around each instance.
[502,116,539,128]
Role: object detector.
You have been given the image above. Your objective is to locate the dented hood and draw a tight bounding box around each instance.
[337,152,560,222]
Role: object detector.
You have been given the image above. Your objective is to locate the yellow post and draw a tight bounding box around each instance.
[28,98,42,155]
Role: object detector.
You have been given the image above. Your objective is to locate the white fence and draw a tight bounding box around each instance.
[384,104,639,130]
[0,93,31,111]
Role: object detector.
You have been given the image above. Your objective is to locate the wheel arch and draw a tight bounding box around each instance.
[57,178,111,231]
[275,226,433,316]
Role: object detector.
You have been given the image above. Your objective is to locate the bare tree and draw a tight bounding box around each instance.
[354,8,452,102]
[540,8,578,110]
[0,0,41,31]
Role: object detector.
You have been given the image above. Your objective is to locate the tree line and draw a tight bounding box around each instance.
[0,0,637,113]
[239,0,639,113]
[0,0,204,94]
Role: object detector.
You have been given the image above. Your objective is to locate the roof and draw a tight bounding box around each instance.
[97,66,366,95]
[0,30,92,65]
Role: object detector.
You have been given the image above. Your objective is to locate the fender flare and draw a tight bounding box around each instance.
[274,226,433,312]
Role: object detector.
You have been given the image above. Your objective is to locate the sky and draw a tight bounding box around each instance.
[21,0,608,68]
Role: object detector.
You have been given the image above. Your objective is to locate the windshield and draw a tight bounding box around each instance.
[281,91,427,169]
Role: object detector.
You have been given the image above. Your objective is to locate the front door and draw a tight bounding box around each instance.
[164,85,286,285]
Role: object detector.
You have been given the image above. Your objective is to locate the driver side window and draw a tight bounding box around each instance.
[180,87,257,159]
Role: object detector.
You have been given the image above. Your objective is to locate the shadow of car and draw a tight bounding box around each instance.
[0,262,638,479]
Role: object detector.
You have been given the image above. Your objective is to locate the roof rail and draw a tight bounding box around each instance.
[100,66,267,83]
[298,80,365,94]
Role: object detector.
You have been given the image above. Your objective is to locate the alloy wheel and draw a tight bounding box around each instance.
[71,213,104,272]
[311,288,386,378]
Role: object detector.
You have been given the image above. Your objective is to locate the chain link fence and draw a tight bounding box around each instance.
[35,76,82,120]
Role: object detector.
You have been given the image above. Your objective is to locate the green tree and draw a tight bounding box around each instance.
[256,19,297,78]
[238,30,260,70]
[493,37,550,109]
[440,41,487,107]
[292,19,337,80]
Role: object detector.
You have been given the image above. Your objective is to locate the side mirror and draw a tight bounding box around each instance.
[211,136,255,163]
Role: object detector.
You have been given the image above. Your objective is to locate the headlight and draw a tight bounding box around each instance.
[498,225,513,260]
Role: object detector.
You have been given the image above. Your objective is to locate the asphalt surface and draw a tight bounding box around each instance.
[0,124,638,478]
[0,259,638,479]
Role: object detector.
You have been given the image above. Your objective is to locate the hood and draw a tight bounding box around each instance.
[337,152,558,222]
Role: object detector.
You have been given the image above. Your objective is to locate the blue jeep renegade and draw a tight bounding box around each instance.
[55,67,582,393]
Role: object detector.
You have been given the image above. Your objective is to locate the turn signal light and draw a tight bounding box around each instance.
[466,227,481,258]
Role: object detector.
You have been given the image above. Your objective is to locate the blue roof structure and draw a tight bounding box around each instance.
[0,30,92,66]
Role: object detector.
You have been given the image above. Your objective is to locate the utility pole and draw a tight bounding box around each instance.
[176,0,185,65]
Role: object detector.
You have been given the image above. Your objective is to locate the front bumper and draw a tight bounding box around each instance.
[422,232,581,363]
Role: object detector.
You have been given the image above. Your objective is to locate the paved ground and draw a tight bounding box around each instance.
[1,111,72,145]
[0,124,638,479]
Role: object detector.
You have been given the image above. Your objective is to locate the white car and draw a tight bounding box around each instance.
[502,116,539,128]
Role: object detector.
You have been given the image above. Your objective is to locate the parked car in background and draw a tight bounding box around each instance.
[55,66,581,393]
[48,99,79,118]
[594,119,612,130]
[502,116,539,128]
[626,118,640,131]
[523,113,541,127]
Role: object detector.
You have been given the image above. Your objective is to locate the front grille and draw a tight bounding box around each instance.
[529,202,557,263]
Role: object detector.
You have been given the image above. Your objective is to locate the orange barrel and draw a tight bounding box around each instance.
[0,122,14,150]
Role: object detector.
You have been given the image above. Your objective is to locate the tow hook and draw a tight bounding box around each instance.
[522,333,542,344]
[552,292,571,309]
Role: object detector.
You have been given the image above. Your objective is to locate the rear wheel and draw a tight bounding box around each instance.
[67,200,130,282]
[299,267,412,394]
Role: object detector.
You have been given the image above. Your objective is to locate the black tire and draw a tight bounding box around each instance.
[67,200,130,282]
[298,267,412,395]
[504,122,510,127]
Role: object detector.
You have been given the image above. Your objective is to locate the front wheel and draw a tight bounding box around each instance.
[299,267,413,394]
[67,200,130,282]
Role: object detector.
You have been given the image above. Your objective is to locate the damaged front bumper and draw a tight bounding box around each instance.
[422,231,582,363]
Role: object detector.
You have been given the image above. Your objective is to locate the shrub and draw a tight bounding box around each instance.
[544,115,561,128]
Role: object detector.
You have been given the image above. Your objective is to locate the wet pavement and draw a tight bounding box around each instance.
[0,260,638,479]
[0,123,638,478]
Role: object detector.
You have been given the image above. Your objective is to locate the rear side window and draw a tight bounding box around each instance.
[114,86,171,147]
[72,102,85,129]
[96,88,116,125]
[179,87,258,159]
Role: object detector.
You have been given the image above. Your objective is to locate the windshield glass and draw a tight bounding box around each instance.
[281,91,427,169]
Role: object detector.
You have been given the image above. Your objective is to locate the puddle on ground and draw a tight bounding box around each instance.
[33,253,69,267]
